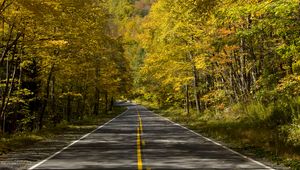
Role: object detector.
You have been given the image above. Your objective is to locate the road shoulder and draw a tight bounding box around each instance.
[0,106,127,170]
[140,104,290,170]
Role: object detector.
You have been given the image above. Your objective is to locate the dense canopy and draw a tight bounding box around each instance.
[0,0,300,165]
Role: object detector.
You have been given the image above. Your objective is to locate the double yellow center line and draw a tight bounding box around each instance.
[137,111,143,170]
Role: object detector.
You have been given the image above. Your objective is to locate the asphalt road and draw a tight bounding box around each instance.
[29,103,274,170]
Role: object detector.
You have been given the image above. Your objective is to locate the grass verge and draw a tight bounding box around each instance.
[137,100,300,170]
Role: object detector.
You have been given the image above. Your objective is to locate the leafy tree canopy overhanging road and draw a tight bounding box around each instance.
[0,0,300,168]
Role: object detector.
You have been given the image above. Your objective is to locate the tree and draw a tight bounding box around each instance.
[0,0,133,133]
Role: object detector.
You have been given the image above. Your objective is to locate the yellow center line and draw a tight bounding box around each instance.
[139,114,143,133]
[137,127,143,170]
[137,109,143,170]
[137,109,149,170]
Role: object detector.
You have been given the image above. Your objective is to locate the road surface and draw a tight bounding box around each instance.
[29,103,274,170]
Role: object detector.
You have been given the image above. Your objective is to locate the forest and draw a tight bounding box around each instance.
[0,0,133,134]
[135,0,300,117]
[0,0,300,168]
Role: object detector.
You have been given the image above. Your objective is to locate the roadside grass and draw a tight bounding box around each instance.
[137,100,300,169]
[0,106,127,155]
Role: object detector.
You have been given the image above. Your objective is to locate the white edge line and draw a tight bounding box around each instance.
[151,111,275,170]
[28,108,129,170]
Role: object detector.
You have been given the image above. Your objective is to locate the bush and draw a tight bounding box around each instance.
[267,97,300,128]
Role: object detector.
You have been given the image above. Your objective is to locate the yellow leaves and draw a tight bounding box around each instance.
[276,75,300,96]
[195,56,206,70]
[173,76,193,91]
[122,16,143,43]
[43,40,68,48]
[59,92,83,99]
[201,89,226,105]
[137,0,216,99]
[41,0,60,10]
[293,60,300,74]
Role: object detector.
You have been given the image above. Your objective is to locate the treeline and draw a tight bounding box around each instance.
[0,0,132,134]
[133,0,300,137]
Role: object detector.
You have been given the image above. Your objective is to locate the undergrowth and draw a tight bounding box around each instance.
[138,99,300,169]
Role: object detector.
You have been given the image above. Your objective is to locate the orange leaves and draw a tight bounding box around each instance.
[218,28,235,37]
[224,45,239,51]
[210,44,240,65]
[276,75,300,96]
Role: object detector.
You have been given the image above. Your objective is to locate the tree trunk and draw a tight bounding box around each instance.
[185,85,190,115]
[93,87,100,115]
[1,29,22,64]
[66,94,71,122]
[0,43,17,133]
[192,65,201,113]
[105,92,108,113]
[76,99,81,119]
[93,66,100,115]
[51,76,59,125]
[109,97,114,111]
[39,64,54,130]
[189,52,201,114]
[2,64,17,133]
